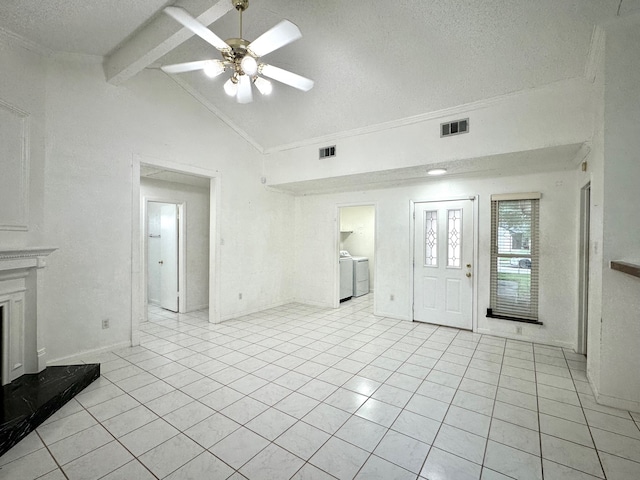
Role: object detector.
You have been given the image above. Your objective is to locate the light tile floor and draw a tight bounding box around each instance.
[2,296,640,479]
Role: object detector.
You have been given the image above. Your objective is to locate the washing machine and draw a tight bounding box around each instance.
[351,256,369,297]
[339,255,354,301]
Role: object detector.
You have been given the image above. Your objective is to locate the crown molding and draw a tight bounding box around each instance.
[0,26,51,56]
[263,77,591,155]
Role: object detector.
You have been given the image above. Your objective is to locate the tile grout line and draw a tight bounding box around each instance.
[480,335,508,479]
[564,347,608,480]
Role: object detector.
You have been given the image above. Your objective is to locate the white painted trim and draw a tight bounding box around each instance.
[219,299,295,322]
[375,311,412,322]
[46,341,131,366]
[131,158,142,346]
[0,99,30,231]
[133,155,220,327]
[588,371,640,414]
[476,328,574,350]
[186,303,209,312]
[209,175,221,324]
[291,298,332,309]
[491,192,541,201]
[264,78,591,154]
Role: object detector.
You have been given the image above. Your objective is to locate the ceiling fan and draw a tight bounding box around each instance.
[161,0,314,104]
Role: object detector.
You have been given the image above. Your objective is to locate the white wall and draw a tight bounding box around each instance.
[594,15,640,411]
[340,206,375,291]
[294,169,581,348]
[0,38,46,246]
[0,35,295,363]
[141,178,210,312]
[265,79,594,185]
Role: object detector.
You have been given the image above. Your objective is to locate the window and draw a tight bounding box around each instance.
[488,193,541,324]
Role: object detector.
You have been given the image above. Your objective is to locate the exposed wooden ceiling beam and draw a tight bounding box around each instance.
[104,0,233,85]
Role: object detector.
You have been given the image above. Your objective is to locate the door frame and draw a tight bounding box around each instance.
[410,195,479,331]
[577,182,591,355]
[334,203,378,311]
[131,155,221,347]
[143,199,186,314]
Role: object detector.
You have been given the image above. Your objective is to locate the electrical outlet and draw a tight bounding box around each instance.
[239,293,243,300]
[102,319,110,329]
[390,294,395,301]
[516,325,522,335]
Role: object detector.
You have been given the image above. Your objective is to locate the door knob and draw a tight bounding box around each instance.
[466,272,472,277]
[159,260,164,265]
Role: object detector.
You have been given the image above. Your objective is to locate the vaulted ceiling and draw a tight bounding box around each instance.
[1,0,635,152]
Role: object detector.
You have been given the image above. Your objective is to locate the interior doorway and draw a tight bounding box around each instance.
[578,182,591,355]
[139,165,212,323]
[337,205,376,305]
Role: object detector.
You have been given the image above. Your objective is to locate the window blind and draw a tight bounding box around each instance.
[490,197,540,321]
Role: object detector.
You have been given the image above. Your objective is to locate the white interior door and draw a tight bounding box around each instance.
[160,204,179,312]
[413,199,474,329]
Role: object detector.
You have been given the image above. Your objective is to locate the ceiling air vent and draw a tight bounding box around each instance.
[441,118,469,138]
[319,145,336,159]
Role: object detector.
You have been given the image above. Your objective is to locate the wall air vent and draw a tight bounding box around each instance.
[441,118,469,138]
[319,145,336,159]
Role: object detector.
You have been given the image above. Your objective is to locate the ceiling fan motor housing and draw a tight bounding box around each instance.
[233,0,249,12]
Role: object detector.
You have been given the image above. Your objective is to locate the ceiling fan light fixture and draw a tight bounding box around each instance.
[162,0,313,104]
[203,60,225,78]
[224,77,238,96]
[237,74,253,103]
[240,55,258,76]
[254,76,273,95]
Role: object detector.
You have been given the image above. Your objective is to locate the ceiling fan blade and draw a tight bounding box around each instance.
[164,6,230,52]
[161,60,212,74]
[237,75,253,104]
[261,64,314,92]
[248,20,302,57]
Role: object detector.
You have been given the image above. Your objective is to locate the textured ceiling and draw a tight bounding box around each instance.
[0,0,170,56]
[619,0,640,15]
[0,0,624,151]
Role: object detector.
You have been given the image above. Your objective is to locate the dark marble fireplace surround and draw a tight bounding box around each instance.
[0,247,100,458]
[0,364,100,457]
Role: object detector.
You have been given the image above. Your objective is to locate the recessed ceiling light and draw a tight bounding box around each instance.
[427,168,447,176]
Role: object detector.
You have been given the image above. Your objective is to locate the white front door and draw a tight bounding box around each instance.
[413,199,474,329]
[160,204,179,312]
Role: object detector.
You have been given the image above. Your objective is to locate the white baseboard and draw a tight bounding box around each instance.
[588,371,640,413]
[292,297,334,309]
[373,309,411,321]
[46,340,131,366]
[476,328,574,349]
[186,303,208,313]
[220,298,296,322]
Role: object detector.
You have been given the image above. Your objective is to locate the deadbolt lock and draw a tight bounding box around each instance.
[159,260,164,265]
[466,264,471,268]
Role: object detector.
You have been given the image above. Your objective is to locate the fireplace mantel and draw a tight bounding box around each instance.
[0,247,57,271]
[0,246,57,385]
